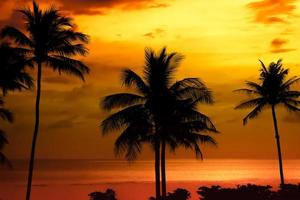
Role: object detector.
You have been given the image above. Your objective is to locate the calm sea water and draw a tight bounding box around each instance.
[1,159,300,200]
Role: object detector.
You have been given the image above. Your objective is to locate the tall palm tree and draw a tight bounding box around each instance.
[101,47,175,200]
[0,98,13,167]
[1,2,89,199]
[101,47,217,200]
[235,59,300,186]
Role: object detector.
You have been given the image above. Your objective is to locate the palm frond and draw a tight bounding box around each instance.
[242,103,266,125]
[46,56,89,80]
[235,98,264,109]
[102,93,145,111]
[114,125,148,161]
[281,77,300,90]
[233,88,259,95]
[245,81,263,93]
[101,104,146,134]
[0,26,33,47]
[0,108,13,123]
[283,102,300,112]
[121,69,149,95]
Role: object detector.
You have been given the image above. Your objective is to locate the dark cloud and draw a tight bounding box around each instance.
[247,0,296,24]
[0,0,169,27]
[270,38,297,53]
[56,0,169,15]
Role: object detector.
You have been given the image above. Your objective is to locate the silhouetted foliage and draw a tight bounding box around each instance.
[89,189,117,200]
[0,42,33,96]
[0,97,13,167]
[275,184,300,200]
[150,188,191,200]
[166,188,191,200]
[198,184,300,200]
[235,59,300,185]
[0,1,89,200]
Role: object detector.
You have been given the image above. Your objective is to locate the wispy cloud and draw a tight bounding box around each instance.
[247,0,297,24]
[270,38,297,53]
[143,28,166,38]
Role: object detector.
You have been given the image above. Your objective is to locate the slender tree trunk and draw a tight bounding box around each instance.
[155,132,161,200]
[26,63,42,200]
[271,105,285,186]
[161,139,166,199]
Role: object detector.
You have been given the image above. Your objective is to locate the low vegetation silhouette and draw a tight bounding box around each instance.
[198,184,300,200]
[89,189,117,200]
[149,188,191,200]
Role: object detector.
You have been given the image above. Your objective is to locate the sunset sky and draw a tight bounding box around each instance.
[1,0,300,160]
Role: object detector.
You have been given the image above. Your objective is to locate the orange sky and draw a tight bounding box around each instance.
[1,0,300,160]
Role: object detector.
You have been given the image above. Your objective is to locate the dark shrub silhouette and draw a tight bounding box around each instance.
[150,188,191,200]
[275,184,300,200]
[89,189,117,200]
[198,184,273,200]
[198,184,300,200]
[166,188,191,200]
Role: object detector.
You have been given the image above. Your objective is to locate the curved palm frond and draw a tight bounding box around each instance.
[0,26,33,47]
[46,56,89,80]
[242,103,266,125]
[102,93,145,111]
[235,98,265,109]
[101,104,146,134]
[121,69,149,95]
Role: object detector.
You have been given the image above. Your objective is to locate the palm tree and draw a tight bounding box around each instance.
[1,2,89,199]
[101,47,217,200]
[235,59,300,186]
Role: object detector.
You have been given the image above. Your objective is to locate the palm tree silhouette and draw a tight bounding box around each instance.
[1,2,89,199]
[101,47,217,199]
[0,98,13,167]
[235,59,300,186]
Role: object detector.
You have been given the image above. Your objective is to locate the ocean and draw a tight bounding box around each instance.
[1,159,300,200]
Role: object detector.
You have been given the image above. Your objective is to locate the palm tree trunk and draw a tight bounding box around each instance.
[155,132,161,200]
[161,139,166,199]
[26,63,42,200]
[271,105,285,186]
